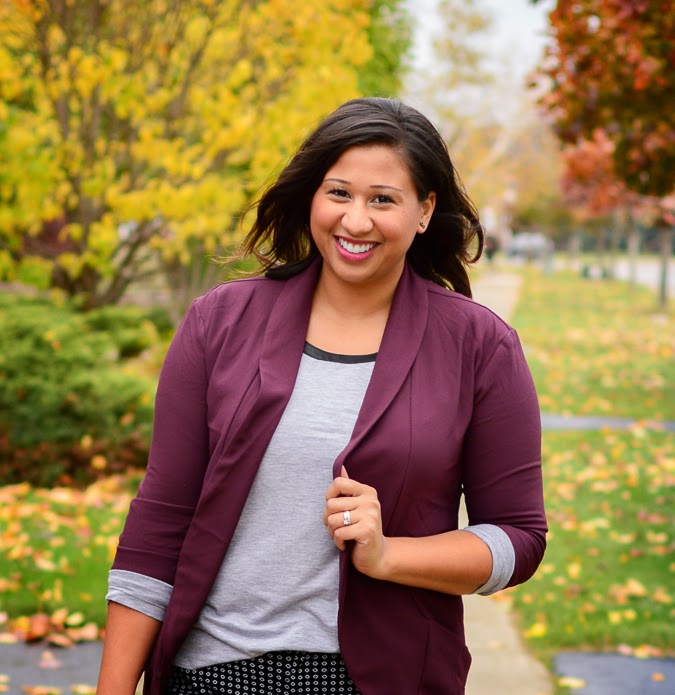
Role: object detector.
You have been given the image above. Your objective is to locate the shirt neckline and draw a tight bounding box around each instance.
[303,342,377,364]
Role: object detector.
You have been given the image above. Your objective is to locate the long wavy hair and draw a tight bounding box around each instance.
[240,97,483,297]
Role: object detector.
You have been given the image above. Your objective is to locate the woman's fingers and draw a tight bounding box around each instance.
[324,475,362,501]
[322,474,387,575]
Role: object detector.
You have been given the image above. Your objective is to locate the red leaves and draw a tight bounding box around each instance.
[533,0,675,197]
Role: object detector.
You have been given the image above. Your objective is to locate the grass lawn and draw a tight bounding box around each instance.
[511,429,673,651]
[510,268,674,421]
[506,267,674,692]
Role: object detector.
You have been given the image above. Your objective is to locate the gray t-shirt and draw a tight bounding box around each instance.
[107,344,514,669]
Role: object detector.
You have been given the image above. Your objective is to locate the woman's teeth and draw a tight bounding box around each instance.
[338,238,376,254]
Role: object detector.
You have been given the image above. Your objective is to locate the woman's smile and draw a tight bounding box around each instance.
[335,236,379,259]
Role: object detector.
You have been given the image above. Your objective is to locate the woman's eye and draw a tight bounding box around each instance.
[374,194,394,204]
[329,188,349,198]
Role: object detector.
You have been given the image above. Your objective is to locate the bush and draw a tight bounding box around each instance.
[81,305,160,358]
[0,294,157,486]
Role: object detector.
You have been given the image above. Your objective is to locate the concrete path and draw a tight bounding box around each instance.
[466,271,554,695]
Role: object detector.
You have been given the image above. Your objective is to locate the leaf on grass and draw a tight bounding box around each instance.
[558,676,586,689]
[26,615,51,642]
[64,612,84,627]
[46,633,73,648]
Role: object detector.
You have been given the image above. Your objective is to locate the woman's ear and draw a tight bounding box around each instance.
[418,192,436,233]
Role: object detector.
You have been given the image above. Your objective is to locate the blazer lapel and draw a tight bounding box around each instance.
[334,263,429,529]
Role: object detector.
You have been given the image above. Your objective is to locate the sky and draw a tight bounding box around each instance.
[404,0,554,108]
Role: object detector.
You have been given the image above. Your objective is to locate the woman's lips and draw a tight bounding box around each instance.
[335,236,378,261]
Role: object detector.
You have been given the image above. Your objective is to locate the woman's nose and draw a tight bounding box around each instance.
[341,204,374,235]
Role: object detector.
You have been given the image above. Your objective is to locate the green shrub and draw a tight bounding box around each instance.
[0,294,157,486]
[82,305,160,358]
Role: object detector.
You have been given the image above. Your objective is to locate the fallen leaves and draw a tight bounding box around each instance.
[0,475,137,642]
[512,429,674,654]
[9,611,102,646]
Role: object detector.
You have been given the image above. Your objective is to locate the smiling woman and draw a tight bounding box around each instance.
[98,98,546,695]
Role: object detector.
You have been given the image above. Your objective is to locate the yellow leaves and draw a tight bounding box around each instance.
[64,612,84,627]
[558,676,586,689]
[524,621,547,638]
[567,562,581,580]
[55,253,85,280]
[651,588,671,604]
[90,456,107,471]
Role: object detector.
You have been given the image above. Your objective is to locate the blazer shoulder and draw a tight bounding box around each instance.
[425,282,513,339]
[194,274,284,313]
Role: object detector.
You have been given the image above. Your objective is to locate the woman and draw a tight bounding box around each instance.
[97,98,546,695]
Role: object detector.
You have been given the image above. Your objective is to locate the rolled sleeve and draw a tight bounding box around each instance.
[462,328,547,587]
[463,524,515,595]
[106,569,173,621]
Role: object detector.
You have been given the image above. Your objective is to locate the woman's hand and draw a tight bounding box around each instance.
[323,466,390,579]
[324,467,494,595]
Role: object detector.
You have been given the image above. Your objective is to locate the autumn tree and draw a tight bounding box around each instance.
[531,0,674,304]
[0,0,410,311]
[532,0,674,197]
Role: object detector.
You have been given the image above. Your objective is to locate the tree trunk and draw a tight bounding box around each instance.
[657,226,673,310]
[607,212,621,279]
[626,214,640,288]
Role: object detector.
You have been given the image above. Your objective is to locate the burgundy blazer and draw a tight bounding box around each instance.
[112,259,546,695]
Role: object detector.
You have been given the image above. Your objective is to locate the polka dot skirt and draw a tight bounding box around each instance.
[168,651,361,694]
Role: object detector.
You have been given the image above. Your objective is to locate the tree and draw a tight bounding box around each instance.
[404,0,493,138]
[358,0,412,98]
[531,0,674,305]
[531,0,674,197]
[0,0,410,311]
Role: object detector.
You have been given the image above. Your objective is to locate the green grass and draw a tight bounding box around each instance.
[510,268,674,421]
[506,267,674,692]
[511,430,673,653]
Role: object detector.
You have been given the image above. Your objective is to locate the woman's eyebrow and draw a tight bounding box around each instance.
[323,177,402,193]
[370,184,403,192]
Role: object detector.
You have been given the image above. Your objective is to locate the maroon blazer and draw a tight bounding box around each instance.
[113,259,546,695]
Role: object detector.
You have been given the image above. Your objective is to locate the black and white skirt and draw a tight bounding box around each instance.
[168,650,361,694]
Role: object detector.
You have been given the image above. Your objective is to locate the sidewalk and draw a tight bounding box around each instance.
[465,270,554,695]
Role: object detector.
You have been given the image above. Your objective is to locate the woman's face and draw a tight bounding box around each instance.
[309,144,435,294]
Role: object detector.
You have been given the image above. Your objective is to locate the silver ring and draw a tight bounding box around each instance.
[343,510,352,527]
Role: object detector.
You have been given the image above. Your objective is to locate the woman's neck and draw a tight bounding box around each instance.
[312,267,400,320]
[306,270,400,354]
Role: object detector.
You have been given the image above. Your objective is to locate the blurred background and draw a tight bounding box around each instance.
[0,1,672,693]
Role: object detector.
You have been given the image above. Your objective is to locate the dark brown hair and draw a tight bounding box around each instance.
[240,97,483,297]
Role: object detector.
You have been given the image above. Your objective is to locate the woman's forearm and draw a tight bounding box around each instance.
[96,602,162,695]
[372,529,493,595]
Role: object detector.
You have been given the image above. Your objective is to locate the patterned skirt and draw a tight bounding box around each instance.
[167,650,361,694]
